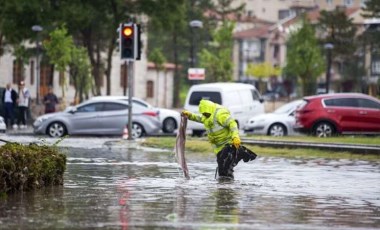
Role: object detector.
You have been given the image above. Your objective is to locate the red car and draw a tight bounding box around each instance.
[295,93,380,137]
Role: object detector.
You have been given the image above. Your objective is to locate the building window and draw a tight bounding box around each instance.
[30,60,35,85]
[273,45,280,59]
[120,63,128,87]
[326,0,332,5]
[343,0,353,6]
[371,59,380,75]
[146,80,154,98]
[13,60,23,84]
[278,9,291,20]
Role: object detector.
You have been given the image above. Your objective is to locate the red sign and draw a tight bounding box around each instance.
[188,68,205,80]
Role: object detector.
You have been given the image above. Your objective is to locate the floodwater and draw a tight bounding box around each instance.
[1,140,380,230]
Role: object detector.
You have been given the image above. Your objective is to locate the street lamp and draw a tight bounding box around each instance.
[189,20,203,68]
[32,25,43,104]
[324,43,334,94]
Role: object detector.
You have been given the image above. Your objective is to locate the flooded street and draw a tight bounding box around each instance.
[1,137,380,229]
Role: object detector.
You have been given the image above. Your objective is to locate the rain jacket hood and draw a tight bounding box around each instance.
[199,99,216,115]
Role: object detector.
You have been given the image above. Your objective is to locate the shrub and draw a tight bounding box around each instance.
[0,142,66,195]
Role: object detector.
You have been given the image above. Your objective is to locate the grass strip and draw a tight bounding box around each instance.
[141,137,380,161]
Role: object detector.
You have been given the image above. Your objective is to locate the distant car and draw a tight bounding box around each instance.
[91,96,181,134]
[244,100,303,136]
[33,98,161,138]
[295,93,380,137]
[0,116,6,133]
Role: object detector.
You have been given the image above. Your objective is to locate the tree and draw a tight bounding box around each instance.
[318,8,357,59]
[148,48,166,106]
[361,0,380,18]
[56,0,140,96]
[146,0,188,108]
[285,19,325,96]
[69,46,92,103]
[43,26,74,106]
[199,21,234,82]
[361,0,380,94]
[245,62,281,92]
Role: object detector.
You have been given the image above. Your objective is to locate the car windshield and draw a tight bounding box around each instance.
[273,100,302,114]
[189,91,222,105]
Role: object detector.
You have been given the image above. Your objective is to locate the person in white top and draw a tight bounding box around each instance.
[17,81,30,129]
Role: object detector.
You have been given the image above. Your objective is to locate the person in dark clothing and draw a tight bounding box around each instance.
[2,83,18,129]
[43,86,59,114]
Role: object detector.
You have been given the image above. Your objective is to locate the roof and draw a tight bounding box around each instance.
[203,9,272,24]
[233,24,272,39]
[190,82,256,91]
[147,62,178,70]
[304,93,376,100]
[282,7,361,28]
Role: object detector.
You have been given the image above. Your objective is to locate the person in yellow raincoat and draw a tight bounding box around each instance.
[182,99,253,179]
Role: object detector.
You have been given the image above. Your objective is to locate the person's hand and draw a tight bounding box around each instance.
[232,137,241,149]
[181,110,192,118]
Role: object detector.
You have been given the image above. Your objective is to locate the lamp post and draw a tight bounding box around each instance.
[189,20,203,68]
[324,43,334,94]
[32,25,43,104]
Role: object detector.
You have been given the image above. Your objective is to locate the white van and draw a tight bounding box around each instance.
[184,82,264,136]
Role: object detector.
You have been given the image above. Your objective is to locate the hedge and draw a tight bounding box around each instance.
[0,142,66,195]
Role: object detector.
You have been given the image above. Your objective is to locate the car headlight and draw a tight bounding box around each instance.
[35,114,54,124]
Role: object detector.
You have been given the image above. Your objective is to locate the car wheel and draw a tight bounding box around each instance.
[131,122,144,138]
[162,117,177,133]
[268,123,287,137]
[313,122,335,137]
[47,122,67,137]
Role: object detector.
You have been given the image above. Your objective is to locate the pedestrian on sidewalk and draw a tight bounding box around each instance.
[43,86,59,114]
[17,81,30,129]
[1,83,18,129]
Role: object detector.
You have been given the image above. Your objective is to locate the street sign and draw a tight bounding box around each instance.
[188,68,205,80]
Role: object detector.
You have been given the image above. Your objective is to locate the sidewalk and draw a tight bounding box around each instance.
[4,126,34,135]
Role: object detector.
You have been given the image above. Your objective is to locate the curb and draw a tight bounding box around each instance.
[241,139,380,154]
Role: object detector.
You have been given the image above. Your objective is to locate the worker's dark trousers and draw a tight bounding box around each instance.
[216,145,258,179]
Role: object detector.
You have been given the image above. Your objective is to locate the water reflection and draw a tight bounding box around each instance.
[0,146,379,229]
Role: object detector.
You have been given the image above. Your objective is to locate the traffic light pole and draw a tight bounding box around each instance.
[127,60,134,140]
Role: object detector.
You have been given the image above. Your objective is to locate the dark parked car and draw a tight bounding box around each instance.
[295,93,380,137]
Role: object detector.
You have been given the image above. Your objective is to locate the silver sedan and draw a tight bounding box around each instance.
[244,100,303,136]
[33,99,161,138]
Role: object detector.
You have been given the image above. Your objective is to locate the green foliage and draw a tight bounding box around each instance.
[199,22,235,82]
[43,26,74,72]
[361,0,380,52]
[318,9,357,59]
[148,48,166,71]
[285,19,325,96]
[361,0,380,18]
[245,62,281,79]
[0,142,67,194]
[44,26,74,100]
[69,46,92,103]
[142,136,380,161]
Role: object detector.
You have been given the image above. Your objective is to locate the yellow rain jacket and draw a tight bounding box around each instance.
[188,99,239,154]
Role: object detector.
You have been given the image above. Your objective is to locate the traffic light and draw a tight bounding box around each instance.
[136,24,142,60]
[120,23,137,59]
